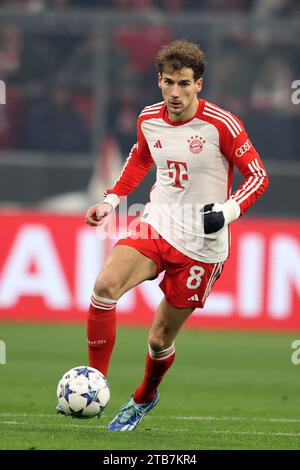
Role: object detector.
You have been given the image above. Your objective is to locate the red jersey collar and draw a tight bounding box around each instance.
[162,98,205,126]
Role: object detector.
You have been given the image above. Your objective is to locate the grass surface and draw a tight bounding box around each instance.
[0,323,300,450]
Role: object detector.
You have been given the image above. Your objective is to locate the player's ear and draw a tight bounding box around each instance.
[158,73,162,89]
[196,78,203,93]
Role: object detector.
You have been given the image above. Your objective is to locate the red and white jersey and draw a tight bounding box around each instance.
[105,99,269,263]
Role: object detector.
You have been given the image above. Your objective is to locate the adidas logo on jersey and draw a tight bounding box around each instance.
[154,140,162,148]
[188,294,199,301]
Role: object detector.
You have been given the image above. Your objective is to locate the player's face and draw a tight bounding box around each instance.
[158,68,202,122]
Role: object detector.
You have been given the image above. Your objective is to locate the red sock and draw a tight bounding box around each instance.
[133,346,176,404]
[87,294,117,377]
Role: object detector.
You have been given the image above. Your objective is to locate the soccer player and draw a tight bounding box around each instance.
[85,40,269,431]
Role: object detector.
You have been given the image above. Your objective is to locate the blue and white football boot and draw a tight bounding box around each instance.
[107,390,159,431]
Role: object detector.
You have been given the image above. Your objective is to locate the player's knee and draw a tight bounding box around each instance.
[148,331,172,351]
[94,272,122,300]
[90,290,117,313]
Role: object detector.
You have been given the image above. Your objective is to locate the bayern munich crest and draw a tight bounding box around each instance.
[188,135,206,154]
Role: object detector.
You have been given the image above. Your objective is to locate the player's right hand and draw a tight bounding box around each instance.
[85,202,113,227]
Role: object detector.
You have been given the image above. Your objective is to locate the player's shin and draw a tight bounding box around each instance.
[87,292,117,377]
[133,342,176,404]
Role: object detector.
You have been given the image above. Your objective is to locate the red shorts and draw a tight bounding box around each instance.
[115,222,225,309]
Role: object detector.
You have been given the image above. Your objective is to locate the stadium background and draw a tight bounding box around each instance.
[0,0,300,450]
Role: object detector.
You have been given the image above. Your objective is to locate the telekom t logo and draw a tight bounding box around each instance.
[167,160,188,189]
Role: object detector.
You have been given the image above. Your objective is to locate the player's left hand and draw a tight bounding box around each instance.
[202,203,225,234]
[201,200,241,234]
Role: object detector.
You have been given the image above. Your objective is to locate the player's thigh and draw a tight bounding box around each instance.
[94,245,158,299]
[149,298,194,349]
[161,259,224,310]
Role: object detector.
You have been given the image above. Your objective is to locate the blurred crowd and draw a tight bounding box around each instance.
[0,0,300,15]
[0,1,299,159]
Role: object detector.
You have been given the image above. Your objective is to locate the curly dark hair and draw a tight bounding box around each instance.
[156,40,206,81]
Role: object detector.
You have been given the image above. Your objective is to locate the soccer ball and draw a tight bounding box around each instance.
[56,366,110,418]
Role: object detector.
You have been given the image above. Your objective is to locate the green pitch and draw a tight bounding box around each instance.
[0,323,300,450]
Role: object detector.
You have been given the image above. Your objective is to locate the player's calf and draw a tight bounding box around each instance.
[133,342,176,404]
[87,291,117,377]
